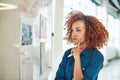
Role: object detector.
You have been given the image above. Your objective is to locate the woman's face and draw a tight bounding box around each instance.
[71,20,86,45]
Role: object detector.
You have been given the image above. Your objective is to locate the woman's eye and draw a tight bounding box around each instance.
[70,29,81,33]
[70,30,73,32]
[76,29,81,32]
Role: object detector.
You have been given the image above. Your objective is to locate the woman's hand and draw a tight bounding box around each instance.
[71,40,82,58]
[71,40,86,58]
[71,47,81,58]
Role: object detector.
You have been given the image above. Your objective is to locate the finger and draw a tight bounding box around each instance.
[77,39,81,48]
[71,48,74,54]
[71,50,73,54]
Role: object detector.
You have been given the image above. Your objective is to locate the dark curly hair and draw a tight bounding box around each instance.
[65,10,109,50]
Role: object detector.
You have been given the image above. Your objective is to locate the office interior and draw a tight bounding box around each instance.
[0,0,120,80]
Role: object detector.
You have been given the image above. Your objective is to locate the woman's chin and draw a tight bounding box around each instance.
[73,41,78,45]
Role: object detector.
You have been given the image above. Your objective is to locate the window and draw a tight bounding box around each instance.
[107,14,115,46]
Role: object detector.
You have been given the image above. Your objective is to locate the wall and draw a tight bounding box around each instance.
[0,0,53,80]
[0,10,20,80]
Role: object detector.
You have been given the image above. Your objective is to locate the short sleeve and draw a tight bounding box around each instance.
[83,51,104,80]
[55,49,70,80]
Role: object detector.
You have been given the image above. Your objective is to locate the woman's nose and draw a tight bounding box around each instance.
[72,31,77,36]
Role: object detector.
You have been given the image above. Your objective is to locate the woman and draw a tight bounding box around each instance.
[55,11,109,80]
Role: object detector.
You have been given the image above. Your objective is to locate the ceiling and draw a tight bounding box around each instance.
[0,0,120,11]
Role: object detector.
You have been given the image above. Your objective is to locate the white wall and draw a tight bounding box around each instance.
[0,0,20,79]
[0,10,20,80]
[0,0,54,80]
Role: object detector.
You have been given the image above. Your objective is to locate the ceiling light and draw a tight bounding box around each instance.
[0,3,17,10]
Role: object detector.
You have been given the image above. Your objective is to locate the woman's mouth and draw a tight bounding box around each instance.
[72,38,78,42]
[73,38,77,40]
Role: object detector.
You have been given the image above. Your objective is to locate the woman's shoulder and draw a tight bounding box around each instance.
[64,48,72,57]
[93,49,103,56]
[92,48,104,61]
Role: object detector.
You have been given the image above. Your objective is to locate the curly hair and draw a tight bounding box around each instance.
[65,10,109,50]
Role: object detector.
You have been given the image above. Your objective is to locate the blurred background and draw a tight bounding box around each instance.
[0,0,120,80]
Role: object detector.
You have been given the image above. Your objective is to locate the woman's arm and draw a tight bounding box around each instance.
[74,55,84,80]
[55,49,70,80]
[83,50,104,80]
[72,47,84,80]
